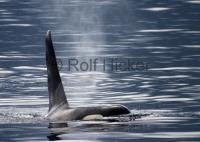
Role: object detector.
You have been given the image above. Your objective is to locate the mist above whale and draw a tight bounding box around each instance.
[45,30,130,122]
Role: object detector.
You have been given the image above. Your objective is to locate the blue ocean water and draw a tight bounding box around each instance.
[0,0,200,141]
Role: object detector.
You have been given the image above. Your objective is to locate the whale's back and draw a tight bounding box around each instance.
[48,105,130,121]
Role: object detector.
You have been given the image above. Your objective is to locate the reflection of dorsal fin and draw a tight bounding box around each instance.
[45,30,69,112]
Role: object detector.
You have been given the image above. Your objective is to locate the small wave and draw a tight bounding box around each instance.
[0,111,46,124]
[141,7,172,12]
[1,24,34,27]
[139,29,184,33]
[187,0,200,4]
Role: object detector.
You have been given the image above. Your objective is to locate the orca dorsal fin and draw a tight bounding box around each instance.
[45,30,69,112]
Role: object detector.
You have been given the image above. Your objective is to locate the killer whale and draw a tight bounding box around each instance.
[45,30,130,122]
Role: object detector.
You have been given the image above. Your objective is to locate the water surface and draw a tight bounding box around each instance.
[0,0,200,141]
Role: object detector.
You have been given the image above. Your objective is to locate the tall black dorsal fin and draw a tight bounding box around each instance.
[45,30,69,112]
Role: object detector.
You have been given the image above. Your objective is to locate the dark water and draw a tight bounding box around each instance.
[1,0,200,141]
